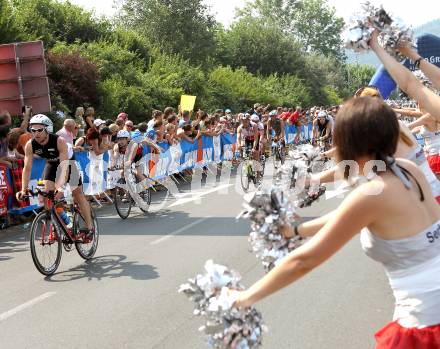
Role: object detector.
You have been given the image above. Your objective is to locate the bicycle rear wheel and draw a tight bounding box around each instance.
[272,146,281,169]
[29,211,62,276]
[113,181,132,219]
[74,208,99,260]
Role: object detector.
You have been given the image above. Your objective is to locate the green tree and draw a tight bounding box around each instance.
[217,18,304,76]
[0,0,19,44]
[237,0,344,58]
[9,0,111,47]
[342,63,377,97]
[120,0,217,65]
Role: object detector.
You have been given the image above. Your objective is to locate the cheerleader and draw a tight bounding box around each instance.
[233,97,440,349]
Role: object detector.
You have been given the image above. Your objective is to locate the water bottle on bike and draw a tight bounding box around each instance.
[55,205,72,229]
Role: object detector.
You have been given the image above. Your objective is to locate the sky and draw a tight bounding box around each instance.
[68,0,439,28]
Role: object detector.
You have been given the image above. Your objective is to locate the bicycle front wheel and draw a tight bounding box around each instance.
[29,211,62,276]
[113,184,132,219]
[74,208,99,260]
[138,188,151,213]
[240,161,250,192]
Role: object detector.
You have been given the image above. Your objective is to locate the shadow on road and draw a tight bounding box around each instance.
[44,255,159,282]
[0,233,28,262]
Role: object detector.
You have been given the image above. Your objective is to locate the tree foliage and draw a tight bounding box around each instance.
[120,0,217,65]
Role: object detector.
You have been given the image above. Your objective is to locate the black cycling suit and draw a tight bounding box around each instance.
[317,119,330,138]
[32,133,82,185]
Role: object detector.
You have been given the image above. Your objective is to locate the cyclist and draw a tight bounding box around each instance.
[16,114,94,236]
[312,111,333,151]
[266,110,286,145]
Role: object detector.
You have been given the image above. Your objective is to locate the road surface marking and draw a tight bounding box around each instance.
[0,292,56,322]
[150,217,210,245]
[168,184,233,208]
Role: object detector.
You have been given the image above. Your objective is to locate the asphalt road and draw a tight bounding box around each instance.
[0,162,394,349]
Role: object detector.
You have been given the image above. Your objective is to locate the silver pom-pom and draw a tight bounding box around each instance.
[239,188,303,272]
[179,260,266,348]
[343,2,413,59]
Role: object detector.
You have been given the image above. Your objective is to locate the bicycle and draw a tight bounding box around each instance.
[272,138,286,169]
[28,189,99,276]
[111,165,152,219]
[238,144,264,192]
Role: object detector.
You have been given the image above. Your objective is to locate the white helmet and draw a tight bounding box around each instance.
[269,110,277,116]
[317,111,328,119]
[29,114,53,133]
[117,130,130,139]
[251,114,260,122]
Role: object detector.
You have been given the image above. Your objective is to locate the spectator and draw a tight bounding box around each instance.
[105,119,113,127]
[179,110,191,128]
[164,107,174,120]
[165,123,177,145]
[115,118,124,130]
[225,109,232,120]
[86,128,108,156]
[288,106,302,125]
[7,129,24,160]
[83,107,95,133]
[75,107,86,137]
[177,124,200,144]
[109,124,119,144]
[117,112,128,123]
[0,112,11,167]
[124,120,134,132]
[146,120,163,143]
[137,122,148,136]
[147,110,163,129]
[94,118,106,131]
[100,127,113,149]
[56,119,77,145]
[167,114,178,126]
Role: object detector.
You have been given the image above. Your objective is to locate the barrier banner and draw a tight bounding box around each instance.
[220,133,236,160]
[0,164,11,216]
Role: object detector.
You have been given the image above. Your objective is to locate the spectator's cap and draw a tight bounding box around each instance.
[251,114,260,122]
[269,110,277,116]
[30,114,53,133]
[225,109,232,114]
[94,119,106,128]
[131,130,144,144]
[318,111,327,119]
[242,113,251,120]
[117,130,130,139]
[117,112,128,121]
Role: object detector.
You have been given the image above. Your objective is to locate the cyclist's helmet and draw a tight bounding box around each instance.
[242,113,251,120]
[251,114,260,123]
[317,111,328,120]
[117,130,130,139]
[29,114,53,133]
[269,110,277,117]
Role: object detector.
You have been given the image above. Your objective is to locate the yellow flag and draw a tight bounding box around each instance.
[180,95,197,112]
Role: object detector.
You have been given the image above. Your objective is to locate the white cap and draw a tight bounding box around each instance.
[117,130,130,139]
[318,111,327,118]
[251,114,260,122]
[94,119,106,127]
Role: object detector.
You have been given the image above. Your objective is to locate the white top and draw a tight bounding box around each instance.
[361,220,440,329]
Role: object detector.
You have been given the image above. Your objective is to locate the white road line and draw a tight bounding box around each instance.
[0,292,56,322]
[150,217,210,245]
[168,184,233,208]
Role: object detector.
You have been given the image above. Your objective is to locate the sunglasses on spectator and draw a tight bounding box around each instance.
[126,125,133,129]
[30,128,45,133]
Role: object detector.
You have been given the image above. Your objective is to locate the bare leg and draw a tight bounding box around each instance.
[72,186,93,230]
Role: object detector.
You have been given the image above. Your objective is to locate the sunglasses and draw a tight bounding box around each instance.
[126,125,133,129]
[30,128,45,133]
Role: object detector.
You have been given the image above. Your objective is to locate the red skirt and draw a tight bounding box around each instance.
[375,321,440,349]
[427,154,440,174]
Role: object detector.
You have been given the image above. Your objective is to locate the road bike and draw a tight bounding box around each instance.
[28,190,99,276]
